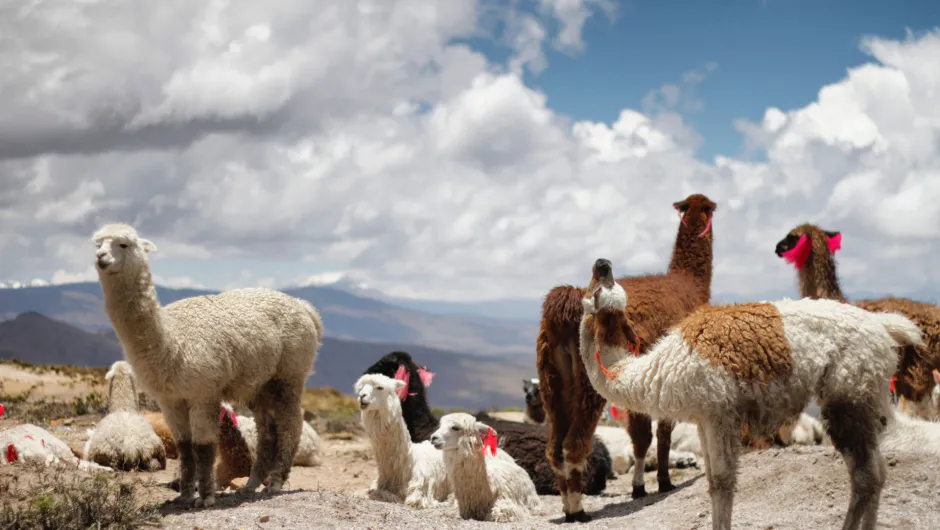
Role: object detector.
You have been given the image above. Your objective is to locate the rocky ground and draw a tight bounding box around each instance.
[2,363,939,529]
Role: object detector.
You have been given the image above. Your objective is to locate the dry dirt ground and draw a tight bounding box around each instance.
[3,364,939,529]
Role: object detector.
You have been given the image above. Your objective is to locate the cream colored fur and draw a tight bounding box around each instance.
[354,374,452,509]
[897,372,940,422]
[582,279,922,530]
[776,413,826,446]
[84,360,166,471]
[2,424,112,472]
[92,223,324,508]
[593,425,698,474]
[881,410,940,456]
[430,413,541,522]
[232,411,323,466]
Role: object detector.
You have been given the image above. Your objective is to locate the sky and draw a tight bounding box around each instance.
[0,0,939,303]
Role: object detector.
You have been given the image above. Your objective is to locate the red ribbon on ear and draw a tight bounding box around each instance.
[889,376,897,394]
[6,443,17,463]
[0,403,5,418]
[482,428,498,456]
[610,405,626,422]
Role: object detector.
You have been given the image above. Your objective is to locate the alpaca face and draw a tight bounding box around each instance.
[91,224,157,276]
[522,378,541,408]
[429,413,492,452]
[354,374,405,412]
[582,258,626,315]
[774,224,841,258]
[673,193,717,237]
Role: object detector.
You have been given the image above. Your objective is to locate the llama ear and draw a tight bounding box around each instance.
[823,231,841,254]
[475,421,495,437]
[392,379,407,390]
[139,238,158,253]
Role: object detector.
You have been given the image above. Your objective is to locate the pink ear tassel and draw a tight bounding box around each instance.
[230,410,239,427]
[781,234,812,270]
[417,366,434,387]
[393,364,410,401]
[826,232,842,254]
[698,213,713,238]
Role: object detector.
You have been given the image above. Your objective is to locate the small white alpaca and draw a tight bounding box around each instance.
[91,223,324,508]
[2,424,112,472]
[430,413,541,522]
[776,413,826,446]
[228,404,323,467]
[897,369,940,422]
[83,361,167,471]
[354,374,451,508]
[593,425,698,475]
[580,258,922,530]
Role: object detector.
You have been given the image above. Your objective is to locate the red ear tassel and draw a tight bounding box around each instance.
[6,443,17,463]
[610,405,625,422]
[481,428,498,456]
[889,376,897,394]
[0,403,5,418]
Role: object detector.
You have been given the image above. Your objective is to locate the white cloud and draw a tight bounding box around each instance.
[0,3,938,304]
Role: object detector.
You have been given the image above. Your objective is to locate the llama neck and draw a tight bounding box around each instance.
[445,446,494,516]
[797,245,846,302]
[525,403,546,424]
[99,267,172,367]
[363,405,413,494]
[667,216,713,300]
[108,375,139,413]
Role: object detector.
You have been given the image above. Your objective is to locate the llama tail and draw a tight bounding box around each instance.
[877,312,925,348]
[299,299,325,347]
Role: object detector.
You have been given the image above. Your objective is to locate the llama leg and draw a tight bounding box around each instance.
[189,402,220,508]
[822,402,887,530]
[627,412,653,498]
[562,394,605,523]
[240,408,277,494]
[656,419,676,492]
[539,358,571,514]
[161,400,196,505]
[702,423,739,530]
[266,383,304,493]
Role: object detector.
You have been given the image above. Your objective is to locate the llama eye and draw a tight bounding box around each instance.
[120,244,128,249]
[451,426,460,431]
[376,386,383,391]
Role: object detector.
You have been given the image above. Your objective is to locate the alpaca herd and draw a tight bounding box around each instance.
[1,203,938,530]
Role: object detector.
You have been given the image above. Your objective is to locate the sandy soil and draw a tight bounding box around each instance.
[0,363,103,400]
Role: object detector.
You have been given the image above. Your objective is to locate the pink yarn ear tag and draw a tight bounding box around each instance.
[826,232,842,254]
[417,366,434,387]
[230,410,239,427]
[393,364,410,401]
[781,234,812,270]
[481,428,498,456]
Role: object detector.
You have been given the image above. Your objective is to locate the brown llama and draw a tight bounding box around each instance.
[537,193,715,522]
[774,223,940,402]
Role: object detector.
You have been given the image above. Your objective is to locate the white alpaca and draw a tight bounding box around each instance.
[580,258,922,530]
[897,370,940,422]
[593,425,698,474]
[226,404,323,467]
[2,424,112,472]
[354,374,451,508]
[430,413,541,522]
[83,361,167,471]
[776,413,826,446]
[91,223,324,508]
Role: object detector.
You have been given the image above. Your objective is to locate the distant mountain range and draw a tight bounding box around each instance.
[0,282,539,359]
[0,311,535,410]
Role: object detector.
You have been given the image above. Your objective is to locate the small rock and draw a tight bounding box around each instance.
[698,511,707,518]
[258,515,270,523]
[63,418,74,426]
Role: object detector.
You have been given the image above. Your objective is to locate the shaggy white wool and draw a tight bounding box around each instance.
[430,413,541,523]
[92,223,324,507]
[593,425,698,474]
[231,412,323,467]
[355,374,451,509]
[83,360,166,471]
[2,424,112,472]
[83,412,167,471]
[582,280,921,530]
[882,410,940,456]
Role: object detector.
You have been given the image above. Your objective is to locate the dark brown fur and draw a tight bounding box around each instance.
[678,303,793,384]
[537,194,715,517]
[214,409,254,490]
[776,224,940,401]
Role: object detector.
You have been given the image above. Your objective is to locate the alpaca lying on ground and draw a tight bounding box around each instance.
[897,369,940,422]
[235,407,323,467]
[593,425,698,475]
[776,413,826,446]
[354,374,451,508]
[143,411,177,459]
[431,413,541,522]
[538,194,716,521]
[2,424,112,472]
[83,361,166,471]
[522,378,545,424]
[92,223,324,508]
[581,257,922,530]
[363,350,613,495]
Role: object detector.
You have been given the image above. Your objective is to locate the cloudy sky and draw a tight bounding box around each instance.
[1,0,938,303]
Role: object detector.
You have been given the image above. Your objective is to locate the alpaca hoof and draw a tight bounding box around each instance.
[167,478,181,491]
[265,480,284,494]
[658,479,676,493]
[194,495,215,508]
[564,510,592,523]
[236,485,258,496]
[169,493,196,507]
[631,485,647,499]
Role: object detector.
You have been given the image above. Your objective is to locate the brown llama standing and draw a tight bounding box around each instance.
[775,223,940,402]
[537,193,715,522]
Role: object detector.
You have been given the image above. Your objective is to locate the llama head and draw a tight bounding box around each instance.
[91,223,157,277]
[774,224,841,270]
[219,402,239,427]
[673,194,717,238]
[429,412,498,456]
[522,378,541,408]
[105,360,134,383]
[582,258,627,315]
[354,374,406,413]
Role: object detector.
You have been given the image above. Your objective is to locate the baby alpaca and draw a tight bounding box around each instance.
[92,223,323,508]
[83,361,167,471]
[581,258,922,530]
[522,378,545,424]
[3,424,112,472]
[355,374,451,508]
[430,413,541,522]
